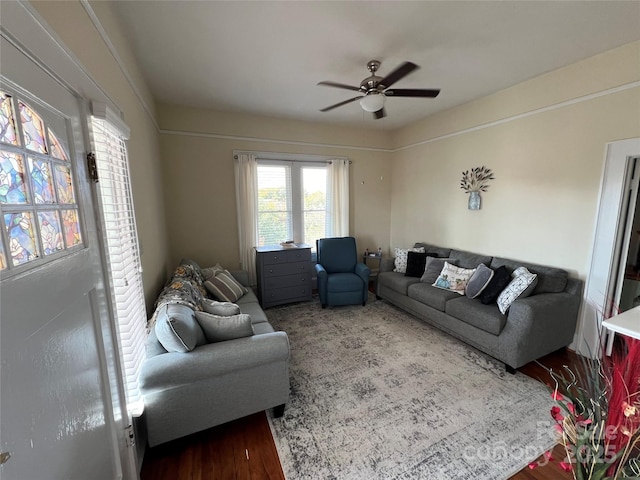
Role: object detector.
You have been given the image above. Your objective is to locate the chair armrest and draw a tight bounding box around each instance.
[140,331,290,393]
[315,263,327,278]
[355,262,370,282]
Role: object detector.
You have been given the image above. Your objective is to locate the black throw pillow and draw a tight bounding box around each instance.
[405,252,434,277]
[479,266,511,304]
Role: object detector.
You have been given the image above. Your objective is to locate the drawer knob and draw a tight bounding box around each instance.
[269,269,273,273]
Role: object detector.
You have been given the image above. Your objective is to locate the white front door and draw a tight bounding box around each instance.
[0,36,129,479]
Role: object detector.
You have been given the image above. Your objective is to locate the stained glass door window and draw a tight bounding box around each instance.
[0,91,83,272]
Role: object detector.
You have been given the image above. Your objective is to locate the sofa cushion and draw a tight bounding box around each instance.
[496,267,538,314]
[201,298,241,316]
[414,243,451,258]
[393,246,425,273]
[378,271,421,295]
[465,264,494,299]
[478,266,511,305]
[205,269,249,302]
[154,304,207,353]
[252,321,276,335]
[432,262,477,295]
[408,282,460,311]
[420,257,458,284]
[235,298,269,324]
[489,257,567,294]
[405,251,434,277]
[449,249,493,269]
[445,297,507,336]
[194,311,254,343]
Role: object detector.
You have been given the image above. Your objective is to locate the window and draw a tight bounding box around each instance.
[91,105,146,416]
[257,160,328,250]
[235,151,348,285]
[0,91,83,273]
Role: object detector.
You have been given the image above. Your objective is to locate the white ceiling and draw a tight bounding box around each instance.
[111,1,640,131]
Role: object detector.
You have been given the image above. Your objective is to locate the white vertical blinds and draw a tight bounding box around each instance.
[91,113,146,416]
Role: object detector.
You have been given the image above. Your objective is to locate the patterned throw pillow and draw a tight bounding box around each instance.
[432,262,477,295]
[201,263,224,281]
[194,311,254,343]
[496,267,538,314]
[201,298,241,316]
[204,270,249,302]
[393,246,425,273]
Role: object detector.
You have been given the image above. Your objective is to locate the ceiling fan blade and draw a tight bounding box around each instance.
[317,81,362,92]
[373,108,386,119]
[385,88,440,98]
[319,96,363,112]
[379,62,419,88]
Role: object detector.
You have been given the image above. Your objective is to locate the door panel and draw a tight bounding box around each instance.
[1,36,125,479]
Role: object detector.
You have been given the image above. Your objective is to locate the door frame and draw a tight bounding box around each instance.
[1,2,137,478]
[578,137,640,357]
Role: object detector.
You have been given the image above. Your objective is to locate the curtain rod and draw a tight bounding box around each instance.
[233,150,350,164]
[232,154,351,164]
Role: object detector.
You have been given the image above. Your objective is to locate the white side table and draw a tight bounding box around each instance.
[602,305,640,355]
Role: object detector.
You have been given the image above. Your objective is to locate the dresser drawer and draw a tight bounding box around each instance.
[264,272,311,290]
[261,248,312,265]
[262,285,311,305]
[262,261,311,277]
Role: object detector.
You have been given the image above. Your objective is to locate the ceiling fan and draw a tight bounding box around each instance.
[318,60,440,119]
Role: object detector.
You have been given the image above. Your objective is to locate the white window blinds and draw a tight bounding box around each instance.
[91,107,146,416]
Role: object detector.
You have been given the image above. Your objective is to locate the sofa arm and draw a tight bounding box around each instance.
[140,331,290,393]
[380,257,395,272]
[499,292,581,367]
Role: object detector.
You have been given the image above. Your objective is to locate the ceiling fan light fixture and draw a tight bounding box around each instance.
[360,93,385,112]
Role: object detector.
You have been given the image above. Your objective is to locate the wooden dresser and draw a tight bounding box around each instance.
[255,244,313,308]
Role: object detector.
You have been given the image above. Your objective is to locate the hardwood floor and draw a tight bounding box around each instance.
[141,348,580,480]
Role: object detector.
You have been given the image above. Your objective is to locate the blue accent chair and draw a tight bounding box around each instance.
[315,237,370,308]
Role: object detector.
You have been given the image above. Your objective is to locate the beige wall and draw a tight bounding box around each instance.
[157,105,393,269]
[30,1,171,311]
[25,0,640,313]
[389,41,640,279]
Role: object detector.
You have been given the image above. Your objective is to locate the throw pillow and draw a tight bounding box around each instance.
[393,246,425,273]
[405,251,434,277]
[154,304,206,353]
[420,257,457,284]
[432,262,477,295]
[478,266,511,305]
[496,267,539,314]
[201,263,224,281]
[201,298,241,316]
[194,311,254,343]
[465,264,495,299]
[204,270,249,302]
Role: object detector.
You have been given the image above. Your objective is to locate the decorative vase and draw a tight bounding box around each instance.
[468,191,481,210]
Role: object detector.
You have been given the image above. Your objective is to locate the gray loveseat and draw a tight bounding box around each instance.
[377,243,583,371]
[141,260,290,447]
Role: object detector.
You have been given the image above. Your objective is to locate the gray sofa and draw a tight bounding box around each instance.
[141,263,290,447]
[376,243,583,371]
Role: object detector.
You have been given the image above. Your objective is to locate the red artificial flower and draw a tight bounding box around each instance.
[551,390,565,401]
[551,406,564,422]
[559,461,573,472]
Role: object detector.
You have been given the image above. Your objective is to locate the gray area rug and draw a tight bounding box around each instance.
[266,295,556,480]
